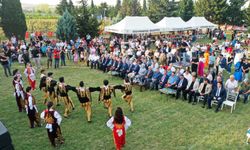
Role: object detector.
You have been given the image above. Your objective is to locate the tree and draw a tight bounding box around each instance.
[1,0,27,39]
[194,0,209,16]
[76,0,99,38]
[131,0,141,16]
[179,0,194,21]
[208,0,228,24]
[143,0,147,12]
[115,0,121,11]
[56,0,68,16]
[121,0,131,17]
[246,3,250,25]
[56,9,78,42]
[227,0,246,25]
[68,0,75,15]
[147,0,170,23]
[167,0,179,17]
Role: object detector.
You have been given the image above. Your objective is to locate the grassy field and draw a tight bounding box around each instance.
[1,58,250,150]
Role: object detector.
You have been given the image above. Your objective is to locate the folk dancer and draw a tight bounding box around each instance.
[57,77,75,118]
[107,107,131,150]
[24,63,36,90]
[115,78,134,112]
[98,80,116,118]
[40,102,64,147]
[46,72,58,105]
[14,76,25,112]
[72,81,99,122]
[25,86,41,128]
[39,70,48,104]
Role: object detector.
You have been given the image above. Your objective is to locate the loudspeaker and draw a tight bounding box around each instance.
[0,121,14,150]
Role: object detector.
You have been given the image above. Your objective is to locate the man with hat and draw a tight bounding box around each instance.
[40,101,64,147]
[57,77,75,118]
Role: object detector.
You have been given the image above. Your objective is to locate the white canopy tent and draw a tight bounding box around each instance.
[155,17,191,32]
[104,16,160,34]
[186,17,217,29]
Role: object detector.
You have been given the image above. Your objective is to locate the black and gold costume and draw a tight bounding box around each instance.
[115,83,134,112]
[39,75,48,104]
[96,84,116,117]
[46,77,58,105]
[72,86,98,122]
[57,81,75,118]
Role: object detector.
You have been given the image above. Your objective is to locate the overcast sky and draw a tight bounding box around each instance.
[20,0,117,6]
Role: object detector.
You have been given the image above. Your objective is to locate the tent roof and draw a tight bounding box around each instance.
[155,17,191,32]
[104,16,160,34]
[186,17,217,29]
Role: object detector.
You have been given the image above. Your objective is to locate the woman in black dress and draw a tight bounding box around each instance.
[191,54,199,73]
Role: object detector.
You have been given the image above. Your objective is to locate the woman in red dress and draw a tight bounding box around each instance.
[198,54,205,77]
[107,107,131,150]
[24,63,36,90]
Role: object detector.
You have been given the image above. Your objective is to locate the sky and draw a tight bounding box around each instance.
[20,0,117,6]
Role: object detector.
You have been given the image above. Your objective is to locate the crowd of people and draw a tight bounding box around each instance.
[1,30,250,148]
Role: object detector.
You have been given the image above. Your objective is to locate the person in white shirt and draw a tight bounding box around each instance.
[25,86,40,128]
[225,75,238,93]
[107,107,131,150]
[235,41,241,49]
[40,102,64,147]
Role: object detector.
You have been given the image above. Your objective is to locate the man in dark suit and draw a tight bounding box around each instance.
[175,74,188,99]
[207,82,227,112]
[144,66,154,89]
[120,60,129,78]
[158,70,169,89]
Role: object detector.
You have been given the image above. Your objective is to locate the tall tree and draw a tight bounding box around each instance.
[194,0,209,16]
[143,0,147,12]
[246,3,250,25]
[179,0,194,21]
[167,0,179,17]
[56,9,78,42]
[115,0,121,10]
[208,0,228,24]
[121,0,131,17]
[68,0,75,15]
[1,0,27,39]
[227,0,246,25]
[131,0,141,16]
[76,0,99,38]
[147,0,169,23]
[56,0,68,15]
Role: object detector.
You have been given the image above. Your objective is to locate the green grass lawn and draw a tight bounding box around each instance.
[1,58,250,150]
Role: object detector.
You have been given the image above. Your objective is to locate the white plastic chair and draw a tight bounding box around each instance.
[197,96,204,103]
[221,92,238,113]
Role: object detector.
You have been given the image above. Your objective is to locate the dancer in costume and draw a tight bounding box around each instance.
[25,86,41,128]
[56,77,75,118]
[40,102,64,147]
[71,81,99,122]
[107,107,131,150]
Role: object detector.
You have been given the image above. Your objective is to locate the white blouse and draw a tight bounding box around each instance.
[107,116,131,131]
[225,79,238,92]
